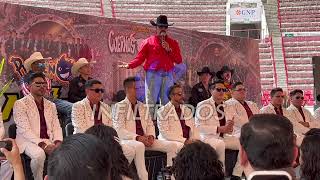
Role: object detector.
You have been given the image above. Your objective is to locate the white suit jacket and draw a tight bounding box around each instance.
[0,112,4,139]
[260,103,292,118]
[113,97,155,140]
[195,97,235,140]
[225,98,260,137]
[72,98,112,134]
[287,104,319,135]
[157,101,200,143]
[313,107,320,121]
[13,94,63,152]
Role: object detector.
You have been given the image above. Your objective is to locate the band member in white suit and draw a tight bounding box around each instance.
[195,80,243,180]
[71,79,135,165]
[260,88,291,117]
[13,73,63,180]
[314,94,320,121]
[113,77,178,180]
[287,89,320,145]
[225,82,260,137]
[259,88,306,146]
[157,84,225,166]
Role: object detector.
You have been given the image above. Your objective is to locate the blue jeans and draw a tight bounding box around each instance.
[145,70,174,106]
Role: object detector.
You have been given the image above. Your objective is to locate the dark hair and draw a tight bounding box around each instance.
[27,72,46,84]
[123,76,138,90]
[209,80,224,90]
[85,125,135,180]
[172,141,224,180]
[305,128,320,136]
[300,131,320,180]
[47,134,111,180]
[85,79,102,89]
[231,81,243,90]
[168,84,182,98]
[270,88,283,97]
[240,114,295,170]
[289,89,303,97]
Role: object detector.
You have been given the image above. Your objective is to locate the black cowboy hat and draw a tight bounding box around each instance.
[216,66,234,80]
[197,66,215,76]
[150,15,174,27]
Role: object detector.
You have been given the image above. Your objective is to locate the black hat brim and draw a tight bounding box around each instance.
[150,20,174,27]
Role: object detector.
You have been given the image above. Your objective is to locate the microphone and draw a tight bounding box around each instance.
[160,31,169,52]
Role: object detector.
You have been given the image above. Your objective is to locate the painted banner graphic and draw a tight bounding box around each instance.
[0,2,260,126]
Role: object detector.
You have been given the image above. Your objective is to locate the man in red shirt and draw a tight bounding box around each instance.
[119,15,182,116]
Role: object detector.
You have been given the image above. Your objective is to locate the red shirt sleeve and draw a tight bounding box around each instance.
[128,38,149,69]
[169,39,182,64]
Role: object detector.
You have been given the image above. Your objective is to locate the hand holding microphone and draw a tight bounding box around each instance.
[160,31,172,53]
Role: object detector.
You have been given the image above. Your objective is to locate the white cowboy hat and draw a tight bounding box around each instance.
[24,52,51,72]
[71,58,90,76]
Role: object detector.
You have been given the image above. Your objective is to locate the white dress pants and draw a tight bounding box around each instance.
[23,142,46,180]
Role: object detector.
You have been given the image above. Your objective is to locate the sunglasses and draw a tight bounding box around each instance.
[90,88,105,93]
[234,88,246,92]
[295,96,304,100]
[32,82,47,87]
[174,93,183,96]
[215,88,227,92]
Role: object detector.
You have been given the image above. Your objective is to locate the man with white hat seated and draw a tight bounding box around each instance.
[22,52,73,125]
[68,58,93,103]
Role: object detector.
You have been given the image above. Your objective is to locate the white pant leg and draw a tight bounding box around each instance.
[121,142,135,164]
[0,160,13,180]
[202,137,226,169]
[223,136,243,177]
[146,139,178,166]
[123,140,148,180]
[172,141,184,152]
[24,142,46,180]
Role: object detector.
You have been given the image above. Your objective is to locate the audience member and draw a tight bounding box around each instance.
[0,113,14,180]
[85,124,135,180]
[300,128,320,180]
[45,133,111,180]
[0,138,25,180]
[239,114,298,179]
[172,141,224,180]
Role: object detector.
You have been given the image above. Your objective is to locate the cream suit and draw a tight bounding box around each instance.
[71,98,135,164]
[113,97,178,180]
[195,97,243,177]
[13,94,63,180]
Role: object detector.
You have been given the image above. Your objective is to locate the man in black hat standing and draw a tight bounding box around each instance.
[216,66,234,101]
[189,66,214,108]
[119,15,182,116]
